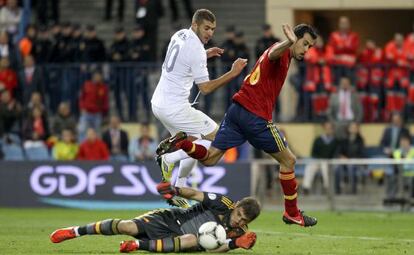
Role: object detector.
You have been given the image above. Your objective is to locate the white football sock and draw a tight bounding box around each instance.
[164,149,189,164]
[175,158,197,187]
[74,226,80,237]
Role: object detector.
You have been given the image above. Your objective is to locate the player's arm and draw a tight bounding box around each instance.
[197,58,247,95]
[175,186,205,202]
[156,182,205,202]
[268,24,297,61]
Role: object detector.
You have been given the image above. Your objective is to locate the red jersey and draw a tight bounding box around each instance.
[233,46,291,121]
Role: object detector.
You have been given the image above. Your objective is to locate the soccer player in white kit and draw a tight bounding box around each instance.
[151,9,247,207]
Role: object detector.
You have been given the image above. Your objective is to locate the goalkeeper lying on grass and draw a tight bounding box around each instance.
[50,182,260,253]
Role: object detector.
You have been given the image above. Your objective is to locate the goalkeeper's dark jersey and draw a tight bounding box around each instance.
[134,192,246,240]
[171,192,235,235]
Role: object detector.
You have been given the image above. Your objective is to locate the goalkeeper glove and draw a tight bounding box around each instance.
[235,232,257,249]
[156,182,178,200]
[229,232,256,250]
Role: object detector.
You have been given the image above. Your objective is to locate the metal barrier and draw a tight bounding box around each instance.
[39,62,161,120]
[251,158,414,211]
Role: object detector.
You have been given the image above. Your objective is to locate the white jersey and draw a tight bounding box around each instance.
[151,28,209,110]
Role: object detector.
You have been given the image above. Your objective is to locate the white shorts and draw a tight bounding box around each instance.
[152,104,218,137]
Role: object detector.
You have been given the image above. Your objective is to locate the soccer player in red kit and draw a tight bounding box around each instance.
[157,24,318,227]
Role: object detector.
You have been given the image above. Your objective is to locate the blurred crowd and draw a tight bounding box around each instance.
[0,1,413,172]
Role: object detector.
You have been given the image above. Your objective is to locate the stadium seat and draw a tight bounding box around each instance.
[2,144,25,160]
[364,146,385,158]
[25,146,50,160]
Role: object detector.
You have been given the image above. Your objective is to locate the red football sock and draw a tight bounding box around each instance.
[279,171,299,217]
[177,140,208,160]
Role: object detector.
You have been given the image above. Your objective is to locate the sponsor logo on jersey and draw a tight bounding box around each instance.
[208,193,217,200]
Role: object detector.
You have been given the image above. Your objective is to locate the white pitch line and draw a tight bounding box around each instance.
[255,230,414,243]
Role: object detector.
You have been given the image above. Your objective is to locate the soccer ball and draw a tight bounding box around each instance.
[198,221,227,250]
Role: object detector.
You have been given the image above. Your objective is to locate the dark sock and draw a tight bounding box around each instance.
[138,237,181,252]
[77,219,121,236]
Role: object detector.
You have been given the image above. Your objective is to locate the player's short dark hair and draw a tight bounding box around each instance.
[294,24,317,40]
[192,9,216,25]
[237,197,261,221]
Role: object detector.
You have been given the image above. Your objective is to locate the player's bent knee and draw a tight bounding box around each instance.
[280,152,297,170]
[117,220,138,236]
[288,154,297,166]
[200,147,223,166]
[200,158,218,166]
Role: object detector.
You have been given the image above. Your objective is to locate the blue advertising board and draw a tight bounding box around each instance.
[0,161,251,210]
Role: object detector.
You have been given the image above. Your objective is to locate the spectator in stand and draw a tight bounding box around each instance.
[356,40,384,122]
[129,25,151,62]
[405,23,414,120]
[327,76,363,139]
[384,33,409,119]
[77,127,110,160]
[392,135,414,199]
[0,0,22,41]
[52,128,79,160]
[50,22,73,63]
[192,38,218,116]
[0,89,22,137]
[24,91,46,117]
[404,23,414,62]
[380,112,411,157]
[302,121,338,195]
[0,57,17,98]
[168,0,193,24]
[328,16,359,84]
[334,122,365,194]
[51,102,77,138]
[220,26,237,108]
[255,24,280,60]
[18,24,37,58]
[135,0,164,61]
[81,25,106,63]
[68,24,84,62]
[0,32,17,69]
[303,36,334,121]
[227,31,249,109]
[109,26,130,62]
[17,55,45,104]
[36,0,60,26]
[22,106,50,147]
[129,122,157,162]
[129,25,151,122]
[110,26,130,119]
[102,115,129,161]
[78,71,109,142]
[32,26,52,64]
[50,22,62,44]
[220,25,237,67]
[104,0,125,22]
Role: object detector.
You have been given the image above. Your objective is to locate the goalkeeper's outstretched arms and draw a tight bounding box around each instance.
[156,182,205,202]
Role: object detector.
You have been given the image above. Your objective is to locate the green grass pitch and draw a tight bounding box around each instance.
[0,208,413,254]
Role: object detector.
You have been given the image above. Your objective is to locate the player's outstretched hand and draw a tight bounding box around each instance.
[156,182,177,200]
[231,58,248,76]
[235,232,257,249]
[282,24,297,44]
[206,47,224,58]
